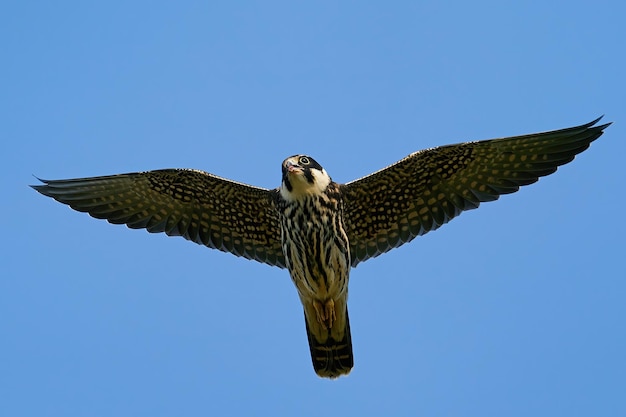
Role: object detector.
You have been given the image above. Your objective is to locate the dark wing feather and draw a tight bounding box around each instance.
[32,169,286,268]
[341,117,610,267]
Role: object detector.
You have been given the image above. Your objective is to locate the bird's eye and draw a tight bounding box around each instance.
[299,156,310,165]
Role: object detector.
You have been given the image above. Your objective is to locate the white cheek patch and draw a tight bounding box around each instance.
[280,182,296,201]
[311,168,331,193]
[280,168,331,201]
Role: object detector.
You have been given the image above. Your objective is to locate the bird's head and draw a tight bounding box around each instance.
[280,155,331,201]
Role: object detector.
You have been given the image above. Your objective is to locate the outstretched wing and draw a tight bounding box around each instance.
[32,169,286,268]
[341,117,610,267]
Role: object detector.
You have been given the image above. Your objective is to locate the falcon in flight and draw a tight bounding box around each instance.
[32,117,610,378]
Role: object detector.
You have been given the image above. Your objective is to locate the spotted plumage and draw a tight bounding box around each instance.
[32,117,610,378]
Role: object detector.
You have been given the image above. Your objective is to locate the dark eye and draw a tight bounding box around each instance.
[299,156,310,165]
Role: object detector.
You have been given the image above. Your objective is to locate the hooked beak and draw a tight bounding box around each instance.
[286,160,301,173]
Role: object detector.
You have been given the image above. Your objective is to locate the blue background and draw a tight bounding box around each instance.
[2,1,624,416]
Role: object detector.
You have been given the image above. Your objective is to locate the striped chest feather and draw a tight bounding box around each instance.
[279,191,350,300]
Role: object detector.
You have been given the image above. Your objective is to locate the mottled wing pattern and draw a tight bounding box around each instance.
[341,118,610,267]
[32,169,286,268]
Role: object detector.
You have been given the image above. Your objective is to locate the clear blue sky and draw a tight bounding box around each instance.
[2,1,624,416]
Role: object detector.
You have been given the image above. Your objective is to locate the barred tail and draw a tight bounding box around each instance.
[305,310,353,378]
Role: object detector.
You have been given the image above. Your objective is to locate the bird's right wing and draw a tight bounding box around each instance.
[341,117,610,267]
[32,169,287,268]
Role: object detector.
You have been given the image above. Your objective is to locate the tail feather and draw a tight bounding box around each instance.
[305,310,353,378]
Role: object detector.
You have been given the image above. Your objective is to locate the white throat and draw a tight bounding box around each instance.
[280,168,331,202]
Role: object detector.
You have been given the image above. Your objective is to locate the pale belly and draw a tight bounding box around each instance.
[284,236,349,302]
[283,229,350,333]
[279,194,351,332]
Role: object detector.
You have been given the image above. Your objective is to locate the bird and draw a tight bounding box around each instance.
[31,117,610,378]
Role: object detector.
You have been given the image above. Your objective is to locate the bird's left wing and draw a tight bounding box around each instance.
[32,169,287,268]
[341,117,610,267]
